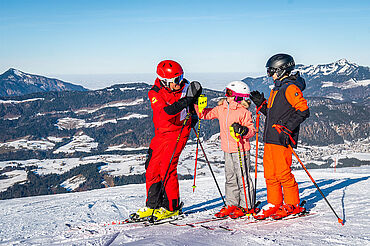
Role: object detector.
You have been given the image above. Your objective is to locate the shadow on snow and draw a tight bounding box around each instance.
[182,175,369,224]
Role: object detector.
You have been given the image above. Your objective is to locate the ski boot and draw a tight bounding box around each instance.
[129,206,154,221]
[229,207,247,219]
[253,203,281,220]
[215,205,237,218]
[271,203,306,220]
[151,207,180,222]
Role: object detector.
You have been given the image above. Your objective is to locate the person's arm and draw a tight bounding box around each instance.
[149,90,179,121]
[199,106,219,120]
[163,81,203,115]
[284,84,310,131]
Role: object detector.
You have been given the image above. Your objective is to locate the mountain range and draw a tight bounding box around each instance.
[242,59,370,105]
[0,60,369,200]
[0,68,87,97]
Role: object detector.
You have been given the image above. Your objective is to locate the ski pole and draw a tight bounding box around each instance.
[289,145,344,226]
[230,127,250,213]
[192,95,207,192]
[253,102,264,208]
[148,113,191,223]
[192,127,226,206]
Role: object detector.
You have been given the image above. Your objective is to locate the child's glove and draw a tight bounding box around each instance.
[231,123,249,137]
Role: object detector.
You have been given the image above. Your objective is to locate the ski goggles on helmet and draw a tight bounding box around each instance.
[158,74,184,86]
[267,67,277,77]
[225,88,249,103]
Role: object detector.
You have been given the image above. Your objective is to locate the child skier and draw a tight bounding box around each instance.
[198,81,257,218]
[250,53,310,220]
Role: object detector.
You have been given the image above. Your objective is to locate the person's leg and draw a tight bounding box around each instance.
[161,128,190,211]
[224,152,239,207]
[145,142,165,209]
[275,146,300,205]
[264,144,283,206]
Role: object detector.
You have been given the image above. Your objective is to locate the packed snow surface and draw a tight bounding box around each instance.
[0,166,369,245]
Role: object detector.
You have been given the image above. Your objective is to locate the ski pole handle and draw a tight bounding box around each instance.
[198,95,207,113]
[229,126,240,142]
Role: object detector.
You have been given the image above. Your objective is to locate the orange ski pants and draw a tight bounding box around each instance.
[263,143,300,206]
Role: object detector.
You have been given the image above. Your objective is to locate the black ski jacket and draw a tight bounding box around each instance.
[262,73,310,148]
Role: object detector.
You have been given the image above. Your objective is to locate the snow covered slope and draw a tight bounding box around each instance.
[0,166,369,245]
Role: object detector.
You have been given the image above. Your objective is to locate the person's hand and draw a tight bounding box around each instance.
[186,81,202,103]
[272,124,295,147]
[250,91,266,108]
[231,122,249,137]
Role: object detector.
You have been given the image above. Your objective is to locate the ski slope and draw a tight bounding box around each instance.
[0,166,369,245]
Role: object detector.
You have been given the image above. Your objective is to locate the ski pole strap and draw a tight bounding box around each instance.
[229,126,240,142]
[272,124,296,146]
[256,100,266,114]
[198,94,207,113]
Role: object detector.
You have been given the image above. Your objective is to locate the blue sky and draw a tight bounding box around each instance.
[1,0,370,77]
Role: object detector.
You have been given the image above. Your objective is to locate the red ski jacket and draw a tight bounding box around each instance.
[148,78,191,136]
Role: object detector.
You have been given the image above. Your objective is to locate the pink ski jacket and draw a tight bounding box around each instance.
[199,99,256,153]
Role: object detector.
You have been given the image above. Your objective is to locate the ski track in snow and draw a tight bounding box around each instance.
[0,166,369,245]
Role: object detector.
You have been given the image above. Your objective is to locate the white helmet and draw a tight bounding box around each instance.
[226,81,250,97]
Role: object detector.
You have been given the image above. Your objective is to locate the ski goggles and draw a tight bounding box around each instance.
[158,74,184,85]
[267,67,277,77]
[225,88,249,103]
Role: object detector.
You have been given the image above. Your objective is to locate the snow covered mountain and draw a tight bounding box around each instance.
[0,68,87,97]
[0,81,368,200]
[242,59,370,105]
[0,165,369,245]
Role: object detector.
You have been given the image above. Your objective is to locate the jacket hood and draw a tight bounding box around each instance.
[282,72,306,91]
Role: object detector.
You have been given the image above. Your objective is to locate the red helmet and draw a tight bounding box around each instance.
[156,60,184,87]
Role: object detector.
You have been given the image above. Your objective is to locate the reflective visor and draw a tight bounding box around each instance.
[267,67,276,77]
[158,74,184,85]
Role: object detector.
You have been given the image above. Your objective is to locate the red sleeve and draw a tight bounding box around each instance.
[148,90,177,121]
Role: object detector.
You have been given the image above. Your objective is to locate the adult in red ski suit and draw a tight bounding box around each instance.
[145,60,202,211]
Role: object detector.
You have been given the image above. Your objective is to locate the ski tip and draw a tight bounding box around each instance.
[338,218,344,226]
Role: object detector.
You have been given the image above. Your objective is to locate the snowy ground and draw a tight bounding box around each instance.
[0,166,369,245]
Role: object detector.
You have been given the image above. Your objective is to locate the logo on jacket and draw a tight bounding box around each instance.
[151,97,158,104]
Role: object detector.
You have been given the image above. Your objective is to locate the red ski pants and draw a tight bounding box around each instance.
[263,143,300,206]
[145,129,190,211]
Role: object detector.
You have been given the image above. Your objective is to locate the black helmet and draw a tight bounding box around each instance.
[266,54,295,79]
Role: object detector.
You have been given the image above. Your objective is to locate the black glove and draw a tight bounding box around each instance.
[186,81,202,103]
[231,123,249,137]
[273,124,294,147]
[250,91,266,108]
[191,114,199,128]
[163,81,202,116]
[279,131,291,147]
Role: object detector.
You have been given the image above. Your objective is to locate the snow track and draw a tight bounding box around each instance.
[0,166,369,245]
